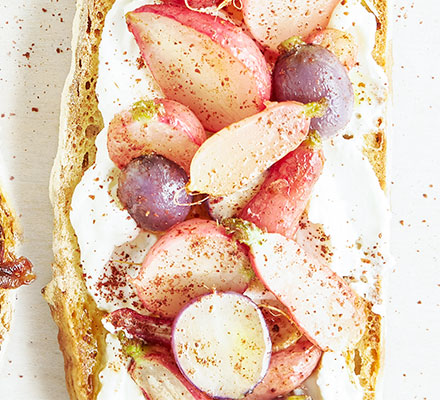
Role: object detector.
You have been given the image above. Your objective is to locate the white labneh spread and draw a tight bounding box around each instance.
[70,0,390,398]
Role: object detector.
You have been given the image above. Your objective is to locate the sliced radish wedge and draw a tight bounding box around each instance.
[242,0,340,51]
[126,5,271,132]
[188,101,317,197]
[244,338,321,399]
[224,219,366,351]
[128,346,210,400]
[132,219,253,318]
[104,308,172,346]
[172,292,272,399]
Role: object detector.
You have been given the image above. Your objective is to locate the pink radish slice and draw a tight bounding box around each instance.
[126,5,271,132]
[242,0,340,52]
[172,292,272,399]
[224,219,366,352]
[104,308,172,346]
[129,347,210,400]
[188,101,313,197]
[245,338,322,399]
[108,99,206,172]
[239,133,325,239]
[132,219,253,318]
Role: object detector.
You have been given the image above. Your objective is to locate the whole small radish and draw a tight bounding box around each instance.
[272,37,354,138]
[107,98,206,173]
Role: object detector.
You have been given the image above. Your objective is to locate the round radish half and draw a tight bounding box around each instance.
[172,292,272,399]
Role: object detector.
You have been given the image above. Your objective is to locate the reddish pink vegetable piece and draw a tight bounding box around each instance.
[126,4,271,132]
[129,348,210,400]
[306,28,359,70]
[245,338,322,399]
[188,101,314,197]
[107,98,206,172]
[133,219,253,318]
[242,0,340,51]
[239,134,324,239]
[164,0,219,8]
[224,219,366,351]
[104,308,172,346]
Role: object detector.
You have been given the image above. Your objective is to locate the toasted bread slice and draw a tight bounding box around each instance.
[43,0,390,399]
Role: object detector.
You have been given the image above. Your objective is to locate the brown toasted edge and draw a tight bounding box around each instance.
[0,188,18,351]
[44,0,390,399]
[42,1,115,399]
[364,0,389,192]
[345,0,389,399]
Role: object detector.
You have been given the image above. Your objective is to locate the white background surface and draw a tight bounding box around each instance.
[0,1,438,399]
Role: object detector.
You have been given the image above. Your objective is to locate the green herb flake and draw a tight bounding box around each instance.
[277,36,306,54]
[304,98,328,119]
[222,218,266,247]
[304,129,323,149]
[131,99,164,123]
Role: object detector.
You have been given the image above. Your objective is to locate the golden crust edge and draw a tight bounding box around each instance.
[44,0,390,399]
[43,1,113,399]
[0,188,19,352]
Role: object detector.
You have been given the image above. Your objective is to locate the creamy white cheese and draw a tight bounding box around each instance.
[70,0,161,314]
[97,334,145,400]
[70,0,390,398]
[303,352,364,400]
[309,0,390,312]
[301,2,390,399]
